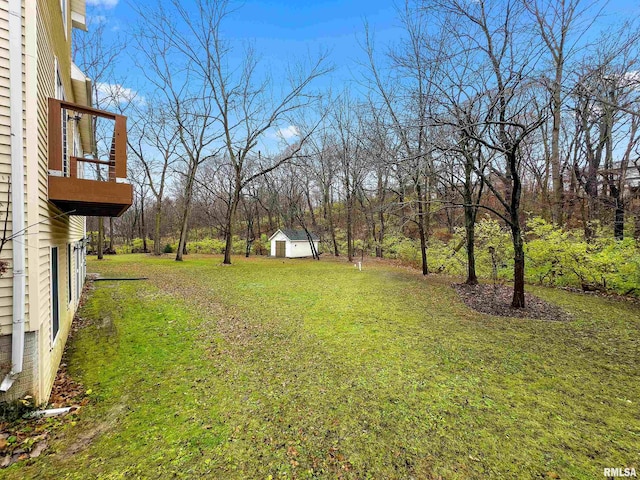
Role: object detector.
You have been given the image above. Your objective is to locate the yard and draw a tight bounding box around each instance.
[3,254,639,479]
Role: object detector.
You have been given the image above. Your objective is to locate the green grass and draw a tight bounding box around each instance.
[3,254,639,479]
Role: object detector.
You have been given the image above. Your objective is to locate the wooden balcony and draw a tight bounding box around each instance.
[48,98,133,217]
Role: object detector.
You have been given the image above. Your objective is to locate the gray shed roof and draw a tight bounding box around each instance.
[278,228,319,241]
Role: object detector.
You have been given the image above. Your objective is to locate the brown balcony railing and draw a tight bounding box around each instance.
[47,98,132,217]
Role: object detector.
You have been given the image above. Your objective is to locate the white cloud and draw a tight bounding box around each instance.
[86,0,119,8]
[623,70,640,88]
[95,82,144,108]
[275,125,300,140]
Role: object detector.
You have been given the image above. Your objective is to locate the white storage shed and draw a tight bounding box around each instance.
[269,229,320,258]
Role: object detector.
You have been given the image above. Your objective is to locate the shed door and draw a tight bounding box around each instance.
[275,241,286,258]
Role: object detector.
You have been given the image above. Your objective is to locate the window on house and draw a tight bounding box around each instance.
[67,244,72,304]
[75,242,82,300]
[51,247,60,342]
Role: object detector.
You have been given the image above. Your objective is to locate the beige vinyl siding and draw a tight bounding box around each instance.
[0,0,87,403]
[0,1,12,330]
[0,0,29,332]
[34,0,85,402]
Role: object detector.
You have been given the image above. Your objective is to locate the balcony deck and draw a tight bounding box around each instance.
[48,98,132,217]
[48,176,133,217]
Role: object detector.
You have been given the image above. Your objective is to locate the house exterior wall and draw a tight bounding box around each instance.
[0,0,87,404]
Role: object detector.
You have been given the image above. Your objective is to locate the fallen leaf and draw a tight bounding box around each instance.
[29,441,47,458]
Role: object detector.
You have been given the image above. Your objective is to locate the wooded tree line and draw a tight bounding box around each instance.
[78,0,640,307]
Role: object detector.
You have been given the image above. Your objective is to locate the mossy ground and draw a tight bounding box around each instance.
[2,254,639,479]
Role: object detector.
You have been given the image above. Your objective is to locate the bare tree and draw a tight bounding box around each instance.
[364,6,437,275]
[524,0,603,225]
[571,28,640,239]
[134,2,222,261]
[426,0,548,307]
[150,0,329,265]
[127,101,180,254]
[304,121,341,256]
[331,93,366,262]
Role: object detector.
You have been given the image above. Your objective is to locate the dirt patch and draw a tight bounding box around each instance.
[62,402,128,456]
[453,283,572,321]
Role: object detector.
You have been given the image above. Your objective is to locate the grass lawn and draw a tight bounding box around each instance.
[2,254,639,479]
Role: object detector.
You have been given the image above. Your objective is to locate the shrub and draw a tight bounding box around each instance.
[252,234,269,256]
[396,238,420,266]
[524,217,640,294]
[187,238,226,254]
[163,244,174,254]
[232,236,246,255]
[116,244,132,255]
[0,396,37,423]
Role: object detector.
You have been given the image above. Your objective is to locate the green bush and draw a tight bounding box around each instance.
[163,244,174,254]
[232,236,246,255]
[524,217,640,294]
[187,238,226,254]
[116,244,133,255]
[131,238,153,253]
[379,216,639,296]
[0,396,37,423]
[396,238,420,266]
[252,234,269,256]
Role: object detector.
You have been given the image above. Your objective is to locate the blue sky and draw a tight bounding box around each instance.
[86,0,405,94]
[86,0,640,92]
[83,0,410,151]
[83,0,640,152]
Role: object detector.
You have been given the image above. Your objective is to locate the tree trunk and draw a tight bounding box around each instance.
[176,177,195,262]
[329,210,339,256]
[369,213,377,258]
[325,191,339,256]
[175,205,189,261]
[140,194,148,253]
[376,217,384,258]
[550,69,564,225]
[377,204,385,258]
[463,154,478,284]
[346,192,353,262]
[109,217,114,252]
[154,202,162,255]
[416,182,428,275]
[223,184,241,265]
[614,189,624,240]
[511,222,526,308]
[464,205,478,285]
[255,206,262,254]
[245,217,253,258]
[97,217,104,260]
[305,187,317,229]
[509,148,525,308]
[376,173,385,258]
